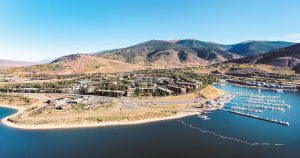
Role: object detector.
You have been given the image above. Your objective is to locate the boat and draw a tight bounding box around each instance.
[276,89,284,93]
[197,115,210,120]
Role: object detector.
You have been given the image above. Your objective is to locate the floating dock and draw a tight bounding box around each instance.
[222,109,290,126]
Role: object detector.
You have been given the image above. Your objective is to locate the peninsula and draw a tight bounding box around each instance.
[0,70,226,130]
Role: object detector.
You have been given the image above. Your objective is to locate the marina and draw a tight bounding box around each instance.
[219,85,292,126]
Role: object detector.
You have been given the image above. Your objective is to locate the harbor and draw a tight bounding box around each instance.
[218,84,291,126]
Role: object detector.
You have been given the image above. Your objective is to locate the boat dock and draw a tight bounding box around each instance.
[222,109,290,126]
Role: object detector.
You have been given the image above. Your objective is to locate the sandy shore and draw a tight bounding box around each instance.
[0,104,199,130]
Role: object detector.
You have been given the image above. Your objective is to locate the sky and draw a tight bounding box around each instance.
[0,0,300,61]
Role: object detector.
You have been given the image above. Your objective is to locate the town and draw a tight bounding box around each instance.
[73,74,202,97]
[0,69,216,96]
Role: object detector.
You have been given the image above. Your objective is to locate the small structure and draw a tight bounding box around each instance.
[125,87,136,97]
[47,95,91,109]
[87,86,97,94]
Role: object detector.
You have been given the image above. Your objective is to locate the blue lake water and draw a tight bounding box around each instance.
[0,84,300,158]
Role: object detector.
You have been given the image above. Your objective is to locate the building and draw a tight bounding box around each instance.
[125,87,136,97]
[72,80,92,93]
[177,82,201,90]
[95,90,125,97]
[154,77,174,84]
[134,77,154,84]
[157,87,173,95]
[167,85,186,94]
[47,95,91,109]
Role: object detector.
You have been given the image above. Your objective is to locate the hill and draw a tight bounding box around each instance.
[227,43,300,73]
[93,39,295,67]
[0,59,37,68]
[1,39,295,75]
[228,41,294,57]
[5,54,142,75]
[175,39,231,50]
[94,40,241,67]
[255,43,300,71]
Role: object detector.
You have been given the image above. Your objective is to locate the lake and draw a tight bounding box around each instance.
[1,84,300,158]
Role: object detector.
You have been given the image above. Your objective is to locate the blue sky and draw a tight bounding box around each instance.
[0,0,300,61]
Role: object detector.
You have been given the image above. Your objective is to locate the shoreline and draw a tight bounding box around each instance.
[0,105,27,128]
[0,86,226,130]
[0,104,199,130]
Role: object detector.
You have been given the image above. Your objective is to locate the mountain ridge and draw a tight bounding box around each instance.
[92,39,294,68]
[227,43,300,73]
[228,41,294,57]
[1,39,296,74]
[0,59,37,68]
[93,40,241,67]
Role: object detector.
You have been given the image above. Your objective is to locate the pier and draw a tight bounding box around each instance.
[222,109,290,126]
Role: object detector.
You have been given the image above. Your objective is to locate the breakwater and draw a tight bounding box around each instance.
[222,109,290,126]
[178,120,284,146]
